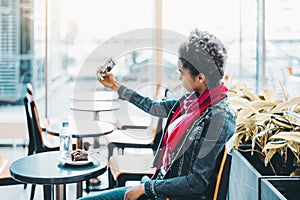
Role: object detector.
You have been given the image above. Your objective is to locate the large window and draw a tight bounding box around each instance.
[163,0,257,88]
[1,0,300,133]
[46,0,155,123]
[265,0,300,98]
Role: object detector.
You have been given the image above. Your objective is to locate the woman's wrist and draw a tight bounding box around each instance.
[144,180,157,198]
[112,81,120,91]
[139,184,146,196]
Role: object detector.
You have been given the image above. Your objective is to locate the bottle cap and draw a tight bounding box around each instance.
[62,121,69,127]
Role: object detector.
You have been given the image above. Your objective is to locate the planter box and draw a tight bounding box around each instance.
[228,149,298,200]
[261,178,300,200]
[228,150,262,200]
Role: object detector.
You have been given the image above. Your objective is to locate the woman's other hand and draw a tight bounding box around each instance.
[123,184,145,200]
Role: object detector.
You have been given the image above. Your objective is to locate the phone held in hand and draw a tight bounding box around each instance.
[97,57,117,80]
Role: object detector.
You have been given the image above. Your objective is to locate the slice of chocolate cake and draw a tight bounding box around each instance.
[71,149,88,161]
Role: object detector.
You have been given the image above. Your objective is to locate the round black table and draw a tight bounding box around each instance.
[46,120,115,191]
[10,151,106,200]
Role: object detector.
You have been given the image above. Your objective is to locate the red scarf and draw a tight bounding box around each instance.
[159,84,228,170]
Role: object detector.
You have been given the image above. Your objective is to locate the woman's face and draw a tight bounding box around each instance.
[178,61,201,92]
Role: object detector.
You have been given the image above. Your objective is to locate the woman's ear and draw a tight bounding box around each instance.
[198,73,206,82]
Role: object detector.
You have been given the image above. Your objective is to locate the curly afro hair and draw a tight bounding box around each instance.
[178,29,227,88]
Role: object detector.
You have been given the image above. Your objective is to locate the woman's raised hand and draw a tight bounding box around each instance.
[97,67,120,91]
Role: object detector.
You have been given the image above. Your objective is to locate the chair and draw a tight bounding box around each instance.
[24,91,60,154]
[108,116,164,188]
[23,84,76,200]
[0,155,21,186]
[110,145,232,200]
[106,115,165,160]
[106,88,168,159]
[25,83,76,153]
[25,83,48,132]
[106,88,168,188]
[24,92,60,200]
[212,146,232,200]
[109,153,156,187]
[160,146,231,200]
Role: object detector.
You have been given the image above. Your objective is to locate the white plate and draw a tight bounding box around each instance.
[61,157,93,166]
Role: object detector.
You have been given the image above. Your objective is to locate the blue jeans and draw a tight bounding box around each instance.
[77,187,155,200]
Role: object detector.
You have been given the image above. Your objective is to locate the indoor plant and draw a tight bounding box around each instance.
[224,75,300,199]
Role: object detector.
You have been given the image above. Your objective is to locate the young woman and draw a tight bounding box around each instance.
[79,29,236,200]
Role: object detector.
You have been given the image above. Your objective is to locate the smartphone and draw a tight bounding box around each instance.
[97,57,117,80]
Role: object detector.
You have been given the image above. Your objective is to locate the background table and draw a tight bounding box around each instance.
[70,101,120,121]
[10,151,106,200]
[70,101,119,150]
[71,91,119,101]
[46,120,115,149]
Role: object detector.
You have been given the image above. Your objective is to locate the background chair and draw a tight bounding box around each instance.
[106,87,168,158]
[25,83,76,154]
[109,153,156,187]
[106,114,165,160]
[107,88,168,188]
[24,83,76,200]
[0,155,21,186]
[24,92,59,200]
[24,87,61,154]
[25,83,48,132]
[108,116,164,188]
[84,87,168,192]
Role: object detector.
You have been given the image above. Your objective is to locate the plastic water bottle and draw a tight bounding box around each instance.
[59,121,72,161]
